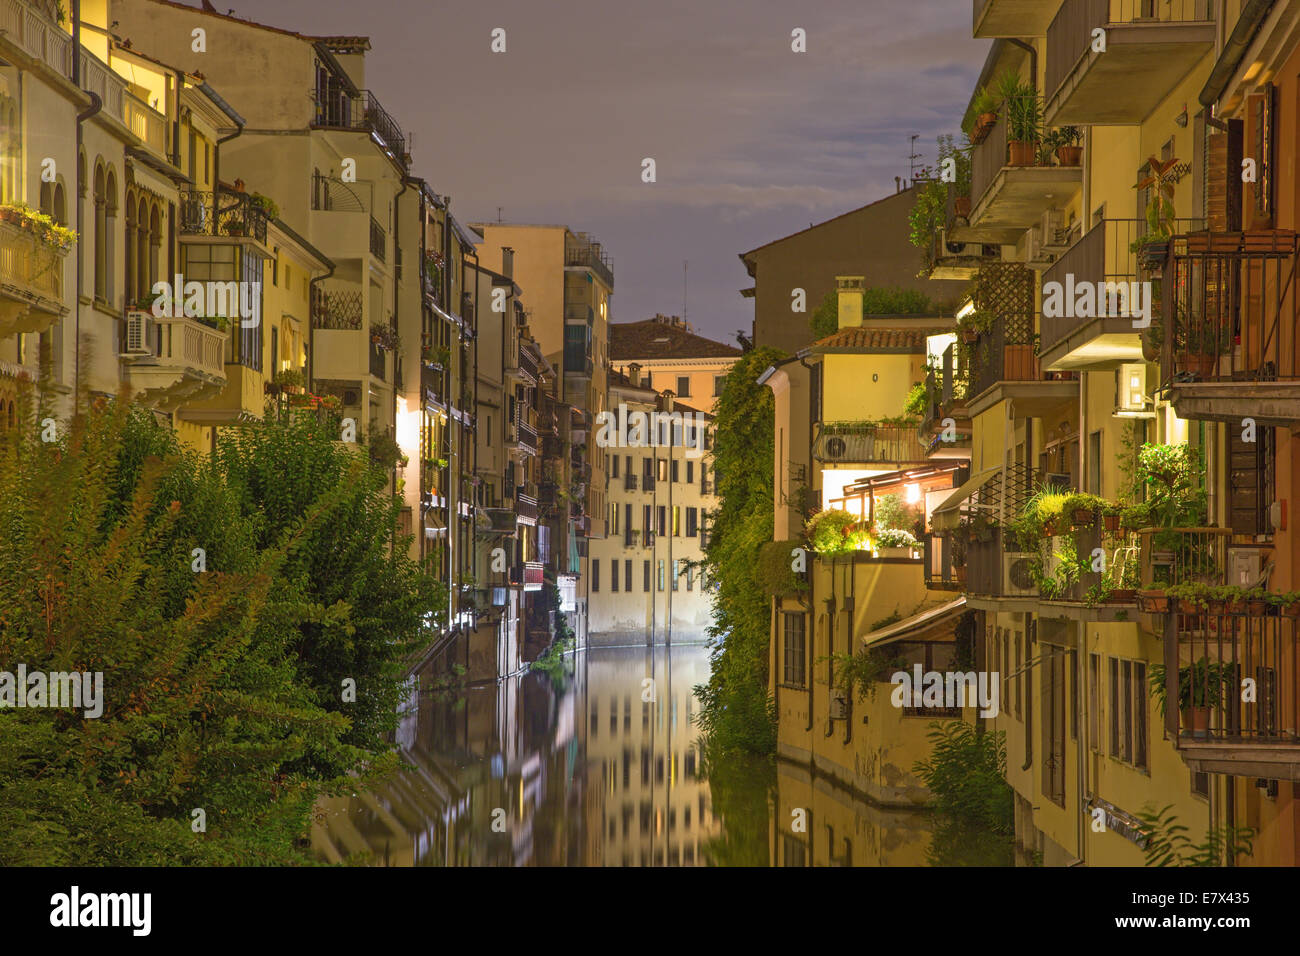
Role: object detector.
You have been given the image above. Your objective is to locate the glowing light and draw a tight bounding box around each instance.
[956,299,976,320]
[395,397,420,460]
[905,482,921,504]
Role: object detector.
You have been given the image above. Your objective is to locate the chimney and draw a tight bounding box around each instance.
[836,276,865,329]
[628,362,642,387]
[502,246,514,279]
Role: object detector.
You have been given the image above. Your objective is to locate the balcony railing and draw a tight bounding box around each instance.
[509,561,545,589]
[147,314,227,378]
[518,344,539,384]
[368,342,386,380]
[311,283,364,330]
[369,217,386,261]
[624,528,640,548]
[0,219,67,331]
[969,320,1041,400]
[1138,527,1230,590]
[179,189,269,243]
[0,0,72,75]
[1041,218,1202,360]
[812,421,925,464]
[1161,230,1300,388]
[1166,611,1300,748]
[970,103,1009,211]
[924,533,962,591]
[516,494,539,522]
[517,420,538,454]
[624,473,639,491]
[312,87,409,169]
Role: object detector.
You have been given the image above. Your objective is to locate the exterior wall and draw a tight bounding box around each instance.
[821,352,924,422]
[746,188,968,355]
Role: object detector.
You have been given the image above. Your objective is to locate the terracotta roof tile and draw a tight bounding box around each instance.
[810,327,938,353]
[610,319,743,360]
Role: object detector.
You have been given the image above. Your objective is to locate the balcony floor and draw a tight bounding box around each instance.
[967,167,1082,244]
[1041,318,1145,371]
[967,378,1079,418]
[1178,741,1300,781]
[1171,382,1300,426]
[974,0,1057,38]
[1045,23,1214,126]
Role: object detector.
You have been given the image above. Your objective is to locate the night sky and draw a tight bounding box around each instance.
[178,0,988,343]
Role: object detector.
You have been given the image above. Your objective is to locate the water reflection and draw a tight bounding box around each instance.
[311,643,998,866]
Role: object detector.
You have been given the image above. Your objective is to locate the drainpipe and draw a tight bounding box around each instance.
[1006,38,1037,94]
[213,122,243,200]
[798,352,818,734]
[1199,0,1276,110]
[171,70,183,168]
[306,260,334,395]
[73,0,102,403]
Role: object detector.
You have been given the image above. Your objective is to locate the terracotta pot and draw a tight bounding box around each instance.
[1107,588,1137,604]
[1103,514,1121,533]
[1283,601,1300,618]
[1181,706,1211,738]
[1055,145,1083,167]
[972,115,997,144]
[1043,519,1059,537]
[1175,352,1217,379]
[960,328,980,344]
[1137,590,1170,613]
[1141,336,1160,363]
[1008,141,1036,166]
[954,196,971,218]
[1247,598,1269,616]
[1072,508,1095,527]
[1225,598,1246,614]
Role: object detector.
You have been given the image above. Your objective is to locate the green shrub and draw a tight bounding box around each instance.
[805,509,859,554]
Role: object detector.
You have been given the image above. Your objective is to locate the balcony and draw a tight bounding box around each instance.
[120,312,227,411]
[624,473,639,492]
[624,528,641,548]
[509,561,545,591]
[178,189,268,244]
[1044,0,1214,126]
[517,344,539,385]
[1163,610,1300,779]
[966,321,1077,415]
[812,421,926,466]
[310,282,363,330]
[973,0,1060,37]
[967,102,1082,244]
[516,493,539,525]
[0,0,73,75]
[369,217,386,262]
[517,420,538,455]
[541,434,563,459]
[564,233,615,291]
[1160,230,1300,424]
[0,217,69,337]
[312,87,409,169]
[1041,218,1198,370]
[930,190,1001,277]
[481,508,516,535]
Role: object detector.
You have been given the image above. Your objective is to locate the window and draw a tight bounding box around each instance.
[671,559,679,591]
[1108,656,1148,769]
[657,506,666,536]
[686,507,698,537]
[686,565,693,591]
[611,560,620,593]
[672,459,679,483]
[612,455,619,478]
[625,560,632,590]
[657,560,665,591]
[782,612,806,686]
[657,458,668,481]
[714,375,726,397]
[673,507,681,536]
[643,505,652,536]
[1042,647,1066,807]
[1229,425,1276,537]
[677,376,690,397]
[643,560,651,592]
[1089,653,1101,752]
[592,560,600,592]
[686,461,694,484]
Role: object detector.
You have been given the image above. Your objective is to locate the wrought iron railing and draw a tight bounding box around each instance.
[178,189,268,243]
[369,217,386,261]
[312,87,409,167]
[564,233,614,290]
[311,283,364,330]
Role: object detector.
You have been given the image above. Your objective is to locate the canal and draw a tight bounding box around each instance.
[312,642,1012,866]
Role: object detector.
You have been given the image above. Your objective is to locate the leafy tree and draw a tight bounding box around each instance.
[1137,804,1256,866]
[912,721,1014,835]
[695,348,784,755]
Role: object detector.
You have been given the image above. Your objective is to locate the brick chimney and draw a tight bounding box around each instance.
[628,362,642,387]
[836,276,865,329]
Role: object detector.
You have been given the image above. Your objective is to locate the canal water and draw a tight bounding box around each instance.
[311,642,1011,866]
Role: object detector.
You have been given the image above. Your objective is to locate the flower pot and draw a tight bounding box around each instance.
[1141,335,1160,363]
[960,328,980,344]
[1180,706,1211,738]
[954,196,971,218]
[1103,514,1120,533]
[1207,598,1226,614]
[1055,145,1082,167]
[1247,598,1268,616]
[1107,588,1137,604]
[1225,598,1246,614]
[1177,599,1200,615]
[1008,140,1036,166]
[1175,352,1216,379]
[1043,519,1059,537]
[880,547,913,559]
[1072,508,1095,528]
[972,116,996,144]
[1283,601,1300,618]
[1137,590,1170,613]
[1138,241,1169,272]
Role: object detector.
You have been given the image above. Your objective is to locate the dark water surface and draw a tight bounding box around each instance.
[312,643,1009,865]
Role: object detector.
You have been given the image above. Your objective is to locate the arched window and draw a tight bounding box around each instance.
[39,181,52,216]
[53,181,66,225]
[124,188,137,304]
[93,162,106,301]
[148,203,160,290]
[105,169,117,304]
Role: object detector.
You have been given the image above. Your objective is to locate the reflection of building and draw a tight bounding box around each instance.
[589,368,717,643]
[582,647,718,865]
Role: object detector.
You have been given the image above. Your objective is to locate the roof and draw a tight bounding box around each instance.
[738,187,919,270]
[610,319,743,360]
[808,327,938,353]
[140,0,369,44]
[862,597,967,648]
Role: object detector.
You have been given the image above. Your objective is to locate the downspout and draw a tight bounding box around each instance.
[73,0,102,402]
[171,69,183,168]
[798,352,817,734]
[306,259,335,395]
[1006,38,1037,94]
[213,122,243,200]
[391,179,408,564]
[1199,0,1276,110]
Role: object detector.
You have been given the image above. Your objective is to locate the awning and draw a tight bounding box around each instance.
[931,467,999,531]
[862,596,967,649]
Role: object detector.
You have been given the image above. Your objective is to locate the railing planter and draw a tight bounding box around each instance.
[1137,589,1171,613]
[1008,141,1035,166]
[1071,507,1095,528]
[972,113,997,144]
[954,195,971,218]
[1055,145,1082,167]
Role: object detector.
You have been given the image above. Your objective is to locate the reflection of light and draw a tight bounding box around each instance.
[396,397,420,458]
[905,483,921,504]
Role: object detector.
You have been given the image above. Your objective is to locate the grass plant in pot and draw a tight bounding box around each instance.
[998,73,1040,167]
[1150,658,1231,738]
[1053,126,1082,166]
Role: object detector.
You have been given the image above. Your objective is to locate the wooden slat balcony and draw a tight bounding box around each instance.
[1044,0,1214,126]
[812,421,926,466]
[1160,230,1300,424]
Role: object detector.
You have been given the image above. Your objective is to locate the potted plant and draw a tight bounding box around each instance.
[1063,492,1107,528]
[876,527,919,559]
[998,73,1040,167]
[1053,126,1082,166]
[1102,503,1122,533]
[1245,587,1270,616]
[966,86,1000,145]
[1131,155,1181,271]
[249,192,279,220]
[273,367,306,394]
[1150,659,1229,738]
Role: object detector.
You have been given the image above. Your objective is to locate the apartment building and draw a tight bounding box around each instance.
[918,0,1300,865]
[609,313,741,415]
[760,276,972,809]
[588,367,717,643]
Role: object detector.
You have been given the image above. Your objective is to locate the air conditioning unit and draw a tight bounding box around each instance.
[1040,209,1069,250]
[1003,553,1039,596]
[1227,548,1263,588]
[823,435,848,460]
[342,389,361,406]
[124,310,153,354]
[1026,227,1054,269]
